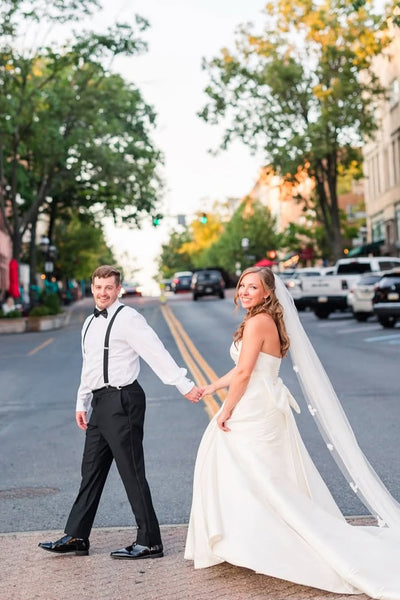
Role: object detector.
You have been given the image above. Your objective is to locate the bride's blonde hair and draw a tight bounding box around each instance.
[233,267,290,357]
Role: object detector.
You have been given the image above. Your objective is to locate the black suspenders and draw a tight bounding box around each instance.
[103,305,125,385]
[82,305,125,386]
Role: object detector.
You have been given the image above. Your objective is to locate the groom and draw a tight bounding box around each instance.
[39,265,201,559]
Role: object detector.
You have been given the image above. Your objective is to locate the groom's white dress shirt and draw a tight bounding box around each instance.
[76,299,194,412]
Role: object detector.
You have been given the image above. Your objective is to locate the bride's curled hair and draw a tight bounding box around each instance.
[233,267,290,357]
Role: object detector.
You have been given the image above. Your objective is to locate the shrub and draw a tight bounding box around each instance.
[29,305,51,317]
[43,293,61,315]
[5,309,23,318]
[0,309,23,319]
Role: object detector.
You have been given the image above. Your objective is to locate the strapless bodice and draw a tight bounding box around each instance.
[230,341,281,381]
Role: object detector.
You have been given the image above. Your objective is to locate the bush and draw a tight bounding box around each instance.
[0,309,23,319]
[29,305,52,317]
[43,293,61,315]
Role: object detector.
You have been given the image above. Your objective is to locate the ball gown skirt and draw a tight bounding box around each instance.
[185,343,400,599]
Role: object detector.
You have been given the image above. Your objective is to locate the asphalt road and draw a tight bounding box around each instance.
[0,293,398,534]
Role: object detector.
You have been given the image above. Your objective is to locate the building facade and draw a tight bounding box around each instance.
[362,26,400,257]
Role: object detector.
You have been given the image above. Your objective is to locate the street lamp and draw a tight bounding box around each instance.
[40,236,57,281]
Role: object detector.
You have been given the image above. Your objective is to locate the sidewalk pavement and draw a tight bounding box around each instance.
[0,519,373,600]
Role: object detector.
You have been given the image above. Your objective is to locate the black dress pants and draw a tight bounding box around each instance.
[65,381,161,546]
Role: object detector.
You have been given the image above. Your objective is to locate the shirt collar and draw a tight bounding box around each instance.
[94,298,122,317]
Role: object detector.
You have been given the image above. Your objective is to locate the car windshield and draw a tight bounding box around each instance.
[197,271,220,283]
[358,274,382,285]
[378,260,400,271]
[380,275,400,287]
[337,263,372,274]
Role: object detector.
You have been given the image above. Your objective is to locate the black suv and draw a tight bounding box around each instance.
[372,269,400,328]
[191,269,225,301]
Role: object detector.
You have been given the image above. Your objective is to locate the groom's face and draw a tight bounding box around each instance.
[91,276,121,309]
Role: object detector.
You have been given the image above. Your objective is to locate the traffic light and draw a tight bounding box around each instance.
[200,212,208,224]
[152,214,163,227]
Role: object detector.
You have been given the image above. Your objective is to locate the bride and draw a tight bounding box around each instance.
[185,267,400,599]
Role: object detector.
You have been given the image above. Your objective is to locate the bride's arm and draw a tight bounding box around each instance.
[201,367,236,397]
[218,315,275,431]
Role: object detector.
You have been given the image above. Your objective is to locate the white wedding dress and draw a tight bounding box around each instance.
[185,342,400,599]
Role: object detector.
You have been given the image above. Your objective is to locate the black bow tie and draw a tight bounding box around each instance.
[94,307,108,318]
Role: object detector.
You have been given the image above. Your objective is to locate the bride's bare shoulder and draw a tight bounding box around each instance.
[244,312,276,332]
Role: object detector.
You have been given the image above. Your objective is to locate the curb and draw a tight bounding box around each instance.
[0,521,374,600]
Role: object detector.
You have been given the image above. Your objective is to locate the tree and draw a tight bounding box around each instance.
[203,200,279,274]
[179,211,224,267]
[55,212,115,281]
[0,1,162,292]
[157,229,194,279]
[199,0,394,260]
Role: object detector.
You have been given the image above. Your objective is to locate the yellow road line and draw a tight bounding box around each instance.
[27,337,54,355]
[161,304,222,418]
[164,305,226,404]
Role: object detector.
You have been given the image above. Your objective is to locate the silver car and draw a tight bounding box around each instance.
[348,272,385,321]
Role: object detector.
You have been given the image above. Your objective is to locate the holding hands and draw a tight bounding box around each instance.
[200,384,216,398]
[185,385,204,403]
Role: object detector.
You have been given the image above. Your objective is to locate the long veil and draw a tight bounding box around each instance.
[274,274,400,528]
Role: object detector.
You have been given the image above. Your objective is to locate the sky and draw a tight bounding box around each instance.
[89,0,268,293]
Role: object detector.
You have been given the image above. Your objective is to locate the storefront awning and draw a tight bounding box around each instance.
[347,239,384,257]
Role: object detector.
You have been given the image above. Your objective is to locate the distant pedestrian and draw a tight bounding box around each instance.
[39,265,201,559]
[2,295,15,315]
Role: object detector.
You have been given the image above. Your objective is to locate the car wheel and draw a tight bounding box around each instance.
[353,312,369,322]
[314,306,331,319]
[378,316,397,328]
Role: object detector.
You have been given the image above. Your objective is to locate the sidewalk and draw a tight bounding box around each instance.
[0,520,373,600]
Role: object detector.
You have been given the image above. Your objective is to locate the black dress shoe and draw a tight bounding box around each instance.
[110,542,163,560]
[38,534,90,556]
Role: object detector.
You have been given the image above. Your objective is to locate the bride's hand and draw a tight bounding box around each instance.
[201,384,215,398]
[217,407,232,432]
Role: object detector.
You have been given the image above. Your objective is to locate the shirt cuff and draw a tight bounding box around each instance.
[76,393,92,412]
[176,378,195,395]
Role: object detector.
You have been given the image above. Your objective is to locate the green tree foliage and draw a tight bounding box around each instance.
[157,229,194,279]
[158,201,278,277]
[55,212,115,280]
[0,1,162,289]
[180,211,224,268]
[199,0,394,260]
[203,200,278,274]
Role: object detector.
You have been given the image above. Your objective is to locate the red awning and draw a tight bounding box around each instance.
[8,259,20,298]
[254,258,276,267]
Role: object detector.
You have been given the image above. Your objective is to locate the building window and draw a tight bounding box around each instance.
[390,78,400,109]
[396,204,400,242]
[371,216,384,241]
[392,132,400,185]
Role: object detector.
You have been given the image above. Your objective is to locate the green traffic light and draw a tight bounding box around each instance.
[153,214,162,226]
[200,213,208,224]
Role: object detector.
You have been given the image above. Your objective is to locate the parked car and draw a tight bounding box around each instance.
[285,267,334,310]
[300,257,400,319]
[347,272,385,321]
[372,269,400,328]
[191,269,225,300]
[121,282,142,297]
[171,271,193,293]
